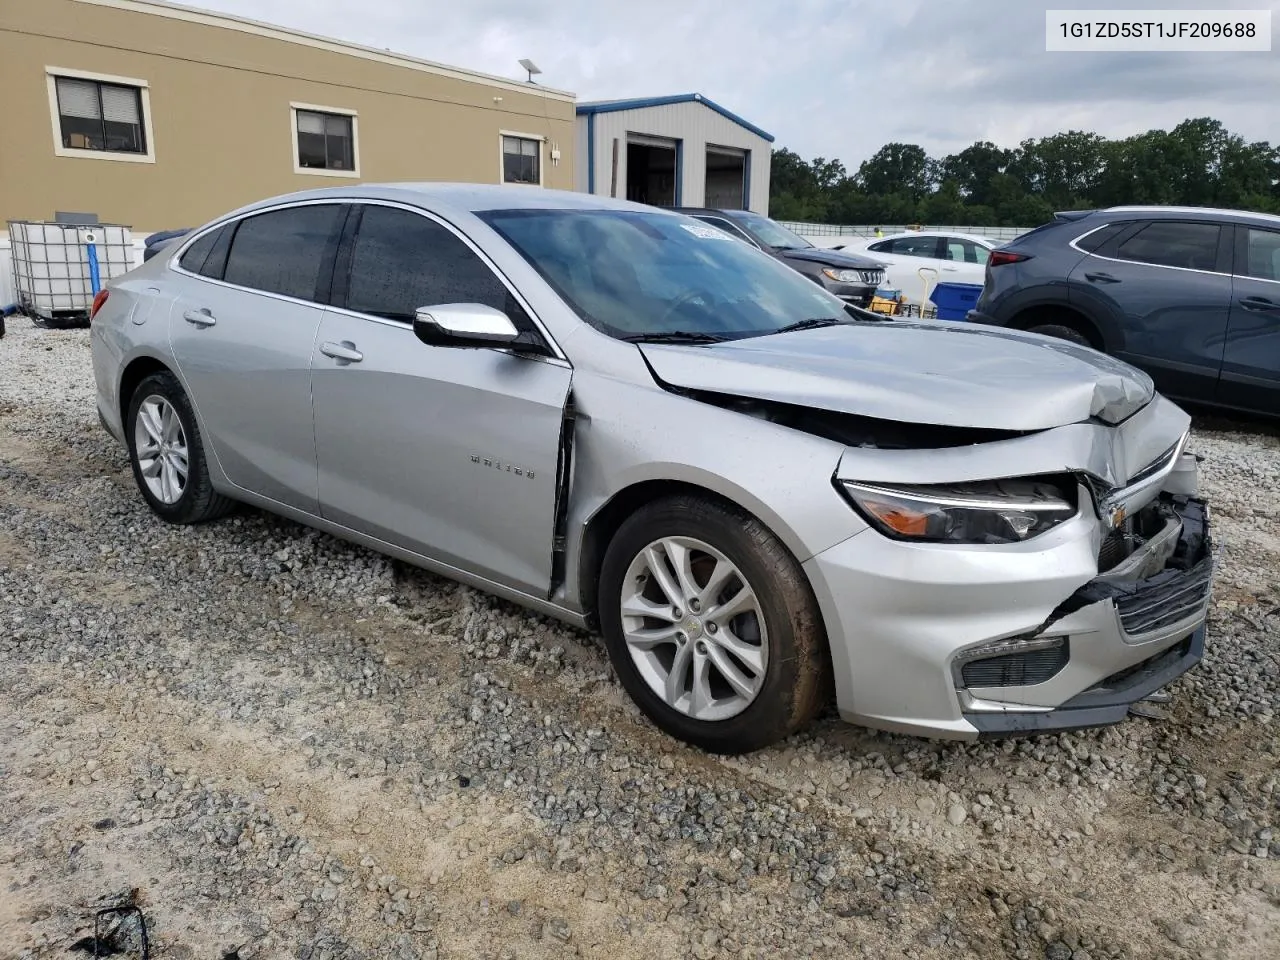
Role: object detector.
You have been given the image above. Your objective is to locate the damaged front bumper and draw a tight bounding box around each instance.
[804,440,1214,740]
[960,496,1212,737]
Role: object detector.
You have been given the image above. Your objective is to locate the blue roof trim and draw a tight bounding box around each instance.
[576,93,775,143]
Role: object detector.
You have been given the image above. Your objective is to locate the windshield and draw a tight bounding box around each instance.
[729,212,814,250]
[479,209,850,341]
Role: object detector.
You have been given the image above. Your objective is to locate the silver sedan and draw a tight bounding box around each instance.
[90,184,1214,753]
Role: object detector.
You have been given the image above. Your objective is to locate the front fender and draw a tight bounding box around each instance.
[559,370,865,613]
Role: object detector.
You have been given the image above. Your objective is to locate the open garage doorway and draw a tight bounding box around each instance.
[626,135,678,207]
[705,146,748,209]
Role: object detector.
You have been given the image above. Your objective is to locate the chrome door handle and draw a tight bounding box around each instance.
[320,340,363,363]
[183,308,216,327]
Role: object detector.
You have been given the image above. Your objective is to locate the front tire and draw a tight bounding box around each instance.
[1027,323,1092,348]
[125,371,234,524]
[598,495,831,754]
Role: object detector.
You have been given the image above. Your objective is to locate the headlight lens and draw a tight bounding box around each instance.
[821,267,862,283]
[839,477,1078,544]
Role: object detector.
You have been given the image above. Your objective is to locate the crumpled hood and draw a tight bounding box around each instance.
[639,320,1156,432]
[778,247,884,270]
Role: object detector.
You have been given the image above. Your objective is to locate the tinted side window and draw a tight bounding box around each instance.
[1074,221,1131,253]
[345,205,531,326]
[179,231,217,274]
[944,239,986,264]
[867,240,891,253]
[1115,221,1221,271]
[889,236,941,258]
[223,204,342,301]
[1242,228,1280,282]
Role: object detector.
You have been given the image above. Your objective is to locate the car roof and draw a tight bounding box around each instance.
[870,231,1000,246]
[204,182,667,227]
[672,207,760,219]
[1093,205,1280,226]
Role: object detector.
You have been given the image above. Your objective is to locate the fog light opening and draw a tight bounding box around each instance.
[954,635,1070,690]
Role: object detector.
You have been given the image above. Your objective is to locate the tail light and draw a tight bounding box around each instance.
[988,251,1031,268]
[90,288,110,321]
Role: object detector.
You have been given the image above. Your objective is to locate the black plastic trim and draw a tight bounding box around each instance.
[966,626,1205,738]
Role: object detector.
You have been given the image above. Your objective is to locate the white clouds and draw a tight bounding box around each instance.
[191,0,1280,165]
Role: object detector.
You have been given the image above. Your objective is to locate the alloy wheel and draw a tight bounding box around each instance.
[134,394,189,505]
[619,536,769,721]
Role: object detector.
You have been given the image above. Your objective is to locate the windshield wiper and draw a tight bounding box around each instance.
[772,317,845,334]
[621,331,730,344]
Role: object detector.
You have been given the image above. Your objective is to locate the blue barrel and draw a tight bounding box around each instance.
[929,282,984,321]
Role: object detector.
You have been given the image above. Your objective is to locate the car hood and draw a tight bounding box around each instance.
[638,320,1156,432]
[777,247,884,270]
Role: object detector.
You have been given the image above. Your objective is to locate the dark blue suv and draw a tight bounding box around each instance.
[968,206,1280,417]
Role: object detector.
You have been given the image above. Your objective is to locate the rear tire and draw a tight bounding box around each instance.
[598,495,830,754]
[126,371,235,524]
[1027,323,1092,348]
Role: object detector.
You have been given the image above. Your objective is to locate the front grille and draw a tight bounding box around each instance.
[1116,555,1213,636]
[1098,528,1133,572]
[961,641,1070,688]
[859,269,884,286]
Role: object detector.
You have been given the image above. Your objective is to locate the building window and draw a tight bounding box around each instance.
[291,103,359,177]
[501,134,542,185]
[45,68,156,163]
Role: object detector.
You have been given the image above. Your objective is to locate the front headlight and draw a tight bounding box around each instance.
[838,477,1078,544]
[821,267,862,283]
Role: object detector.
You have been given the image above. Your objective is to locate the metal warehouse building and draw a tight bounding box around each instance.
[574,94,773,214]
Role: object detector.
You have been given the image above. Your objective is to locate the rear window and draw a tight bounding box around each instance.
[178,224,234,279]
[222,204,342,301]
[178,231,217,273]
[1074,222,1131,253]
[1114,221,1221,271]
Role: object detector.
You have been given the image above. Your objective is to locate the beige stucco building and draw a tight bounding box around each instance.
[0,0,577,232]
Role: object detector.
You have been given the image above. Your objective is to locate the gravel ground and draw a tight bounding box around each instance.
[1,319,1278,960]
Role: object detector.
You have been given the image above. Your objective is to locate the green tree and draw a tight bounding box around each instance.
[768,119,1280,226]
[856,143,934,201]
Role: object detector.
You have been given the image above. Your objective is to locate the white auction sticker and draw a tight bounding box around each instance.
[1046,9,1271,51]
[680,224,735,241]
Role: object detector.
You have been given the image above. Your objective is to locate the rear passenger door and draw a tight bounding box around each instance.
[1220,225,1280,412]
[168,202,344,514]
[1066,219,1232,403]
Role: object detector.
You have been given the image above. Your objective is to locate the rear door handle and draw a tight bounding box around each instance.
[1084,272,1119,284]
[320,340,363,363]
[1239,296,1280,312]
[183,308,216,327]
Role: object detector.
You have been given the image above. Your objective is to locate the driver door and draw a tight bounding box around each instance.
[310,202,571,596]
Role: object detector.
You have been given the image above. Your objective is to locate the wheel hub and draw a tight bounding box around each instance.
[619,535,769,722]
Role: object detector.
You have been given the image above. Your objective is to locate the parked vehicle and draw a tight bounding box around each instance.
[143,228,191,261]
[838,231,1000,298]
[968,206,1280,418]
[91,184,1213,753]
[671,207,886,308]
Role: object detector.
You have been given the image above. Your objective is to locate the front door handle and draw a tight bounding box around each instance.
[183,308,216,327]
[1239,296,1280,312]
[320,340,363,363]
[1084,272,1120,284]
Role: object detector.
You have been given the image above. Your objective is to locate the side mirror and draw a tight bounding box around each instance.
[413,303,521,348]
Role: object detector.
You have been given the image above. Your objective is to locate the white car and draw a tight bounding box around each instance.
[836,231,1002,301]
